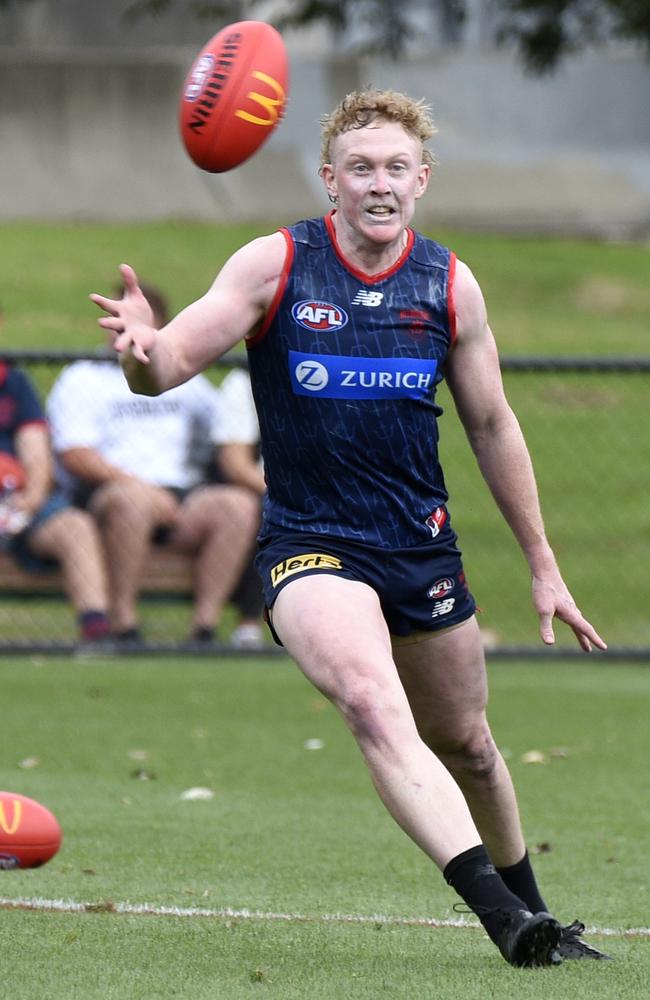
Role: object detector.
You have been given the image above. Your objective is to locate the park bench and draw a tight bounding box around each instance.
[0,546,280,655]
[0,546,194,598]
[0,547,195,652]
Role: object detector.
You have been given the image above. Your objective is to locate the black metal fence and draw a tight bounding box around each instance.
[1,351,648,658]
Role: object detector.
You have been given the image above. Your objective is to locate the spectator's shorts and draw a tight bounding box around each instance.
[10,490,70,573]
[74,481,190,545]
[255,528,477,642]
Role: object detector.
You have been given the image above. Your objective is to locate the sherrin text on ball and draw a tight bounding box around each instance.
[179,20,289,173]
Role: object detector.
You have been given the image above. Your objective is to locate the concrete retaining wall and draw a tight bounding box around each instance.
[1,38,649,235]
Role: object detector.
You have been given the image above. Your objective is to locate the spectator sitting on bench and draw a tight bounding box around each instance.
[0,305,111,646]
[47,282,259,646]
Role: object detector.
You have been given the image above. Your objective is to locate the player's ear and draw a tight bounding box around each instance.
[320,163,338,204]
[414,163,431,200]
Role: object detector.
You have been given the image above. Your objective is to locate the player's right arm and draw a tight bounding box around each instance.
[90,232,287,395]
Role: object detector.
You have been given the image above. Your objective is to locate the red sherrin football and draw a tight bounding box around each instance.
[179,20,289,173]
[0,792,62,869]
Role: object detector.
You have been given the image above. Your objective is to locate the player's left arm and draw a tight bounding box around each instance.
[445,259,606,652]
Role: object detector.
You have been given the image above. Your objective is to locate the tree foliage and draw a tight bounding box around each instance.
[1,0,648,72]
[494,0,650,72]
[123,0,650,71]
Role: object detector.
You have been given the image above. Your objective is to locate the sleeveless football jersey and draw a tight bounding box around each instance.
[247,212,457,549]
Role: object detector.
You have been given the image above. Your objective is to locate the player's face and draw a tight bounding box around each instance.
[322,120,430,248]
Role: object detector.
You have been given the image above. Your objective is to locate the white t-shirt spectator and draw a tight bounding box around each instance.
[211,368,259,447]
[47,361,221,492]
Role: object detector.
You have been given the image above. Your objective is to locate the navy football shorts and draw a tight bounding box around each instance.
[255,527,477,641]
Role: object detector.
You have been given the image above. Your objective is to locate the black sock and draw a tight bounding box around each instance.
[115,627,142,642]
[444,845,528,945]
[192,626,215,642]
[496,850,548,914]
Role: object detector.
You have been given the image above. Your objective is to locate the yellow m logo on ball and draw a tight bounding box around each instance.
[236,71,286,127]
[0,799,21,835]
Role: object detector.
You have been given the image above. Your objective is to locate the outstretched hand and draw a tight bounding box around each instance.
[532,568,607,653]
[89,263,157,364]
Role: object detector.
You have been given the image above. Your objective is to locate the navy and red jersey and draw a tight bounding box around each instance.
[247,213,457,550]
[0,363,47,455]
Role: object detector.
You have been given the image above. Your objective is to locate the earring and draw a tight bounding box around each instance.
[328,193,338,205]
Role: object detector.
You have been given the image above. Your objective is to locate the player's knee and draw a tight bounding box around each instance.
[337,678,402,751]
[437,726,499,784]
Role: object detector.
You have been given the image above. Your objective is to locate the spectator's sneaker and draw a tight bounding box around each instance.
[497,909,562,967]
[79,610,111,643]
[230,623,265,650]
[189,626,215,645]
[557,921,613,960]
[113,627,145,650]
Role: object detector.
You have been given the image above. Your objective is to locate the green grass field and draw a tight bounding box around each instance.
[2,222,648,648]
[1,221,649,356]
[0,653,648,998]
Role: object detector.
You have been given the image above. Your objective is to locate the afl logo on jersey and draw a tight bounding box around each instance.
[291,300,348,332]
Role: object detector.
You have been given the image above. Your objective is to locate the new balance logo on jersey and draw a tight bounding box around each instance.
[352,290,384,307]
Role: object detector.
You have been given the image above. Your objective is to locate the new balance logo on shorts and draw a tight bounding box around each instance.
[431,598,455,618]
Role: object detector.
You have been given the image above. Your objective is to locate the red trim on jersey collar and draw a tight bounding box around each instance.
[0,362,8,386]
[246,228,295,350]
[325,210,414,285]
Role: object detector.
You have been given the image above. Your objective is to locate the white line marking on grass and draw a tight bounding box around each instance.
[1,896,648,939]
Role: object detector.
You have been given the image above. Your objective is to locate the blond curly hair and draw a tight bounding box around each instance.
[320,88,437,170]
